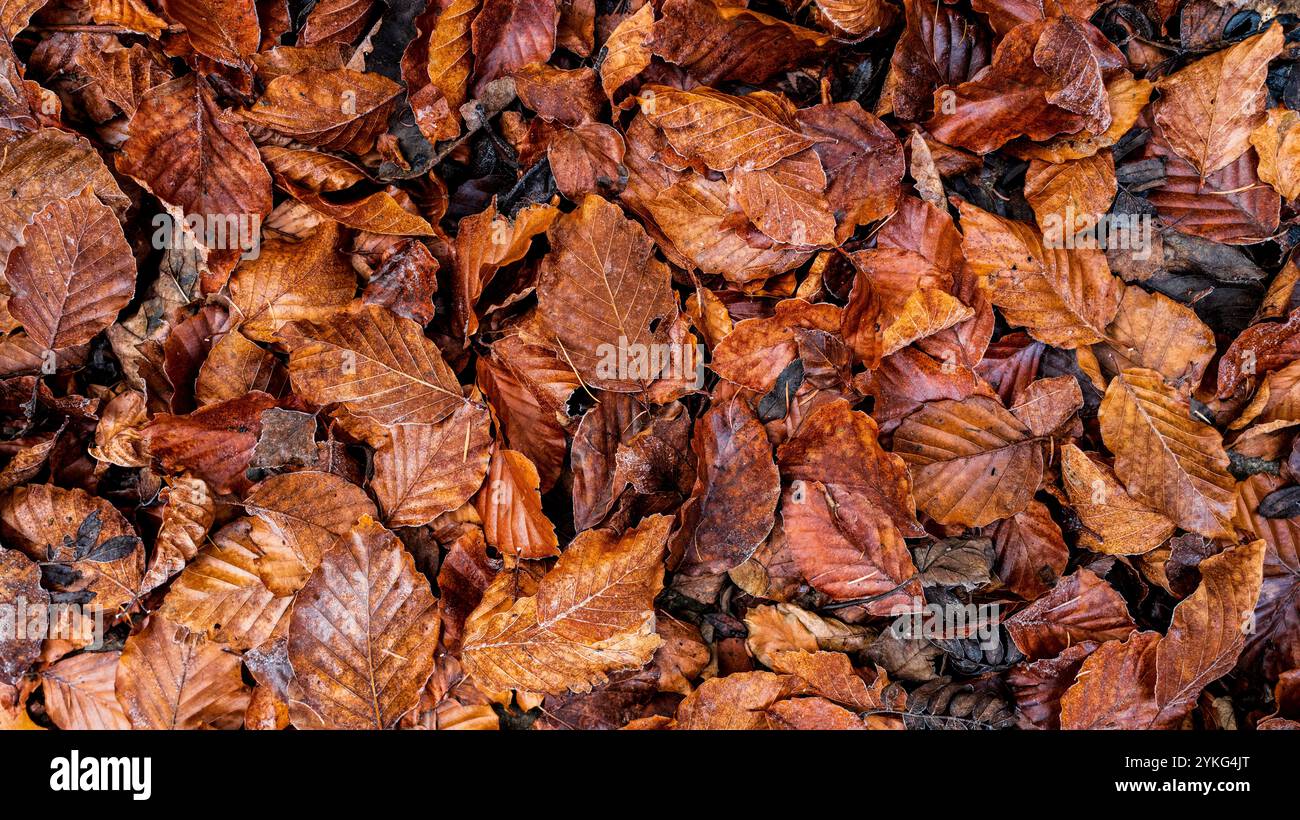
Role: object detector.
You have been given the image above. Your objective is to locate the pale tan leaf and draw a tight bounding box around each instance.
[42,651,131,731]
[140,476,215,594]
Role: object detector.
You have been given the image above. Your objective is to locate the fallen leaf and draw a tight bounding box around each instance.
[463,514,670,694]
[287,516,440,728]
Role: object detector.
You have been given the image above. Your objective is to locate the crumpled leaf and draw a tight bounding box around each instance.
[474,447,559,561]
[243,470,377,595]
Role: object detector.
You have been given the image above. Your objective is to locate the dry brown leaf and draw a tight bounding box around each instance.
[470,0,558,96]
[680,397,779,575]
[639,85,820,173]
[600,2,653,100]
[1094,285,1216,391]
[143,391,278,494]
[893,395,1044,527]
[989,501,1069,599]
[536,195,677,391]
[243,470,377,595]
[453,199,558,337]
[958,199,1121,348]
[115,615,250,729]
[1060,541,1265,728]
[0,547,46,687]
[474,447,559,561]
[195,331,281,405]
[1060,442,1175,556]
[674,670,806,729]
[42,651,131,731]
[730,149,835,248]
[0,128,129,269]
[373,402,492,528]
[1023,152,1117,235]
[1005,567,1137,659]
[229,221,355,343]
[0,484,143,615]
[280,304,467,426]
[650,0,831,86]
[161,0,259,67]
[549,122,627,201]
[242,68,401,154]
[5,188,135,351]
[287,516,440,729]
[711,299,842,392]
[118,76,271,290]
[159,517,293,650]
[1250,107,1300,201]
[141,476,215,594]
[1099,368,1236,539]
[1153,23,1283,179]
[463,514,670,695]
